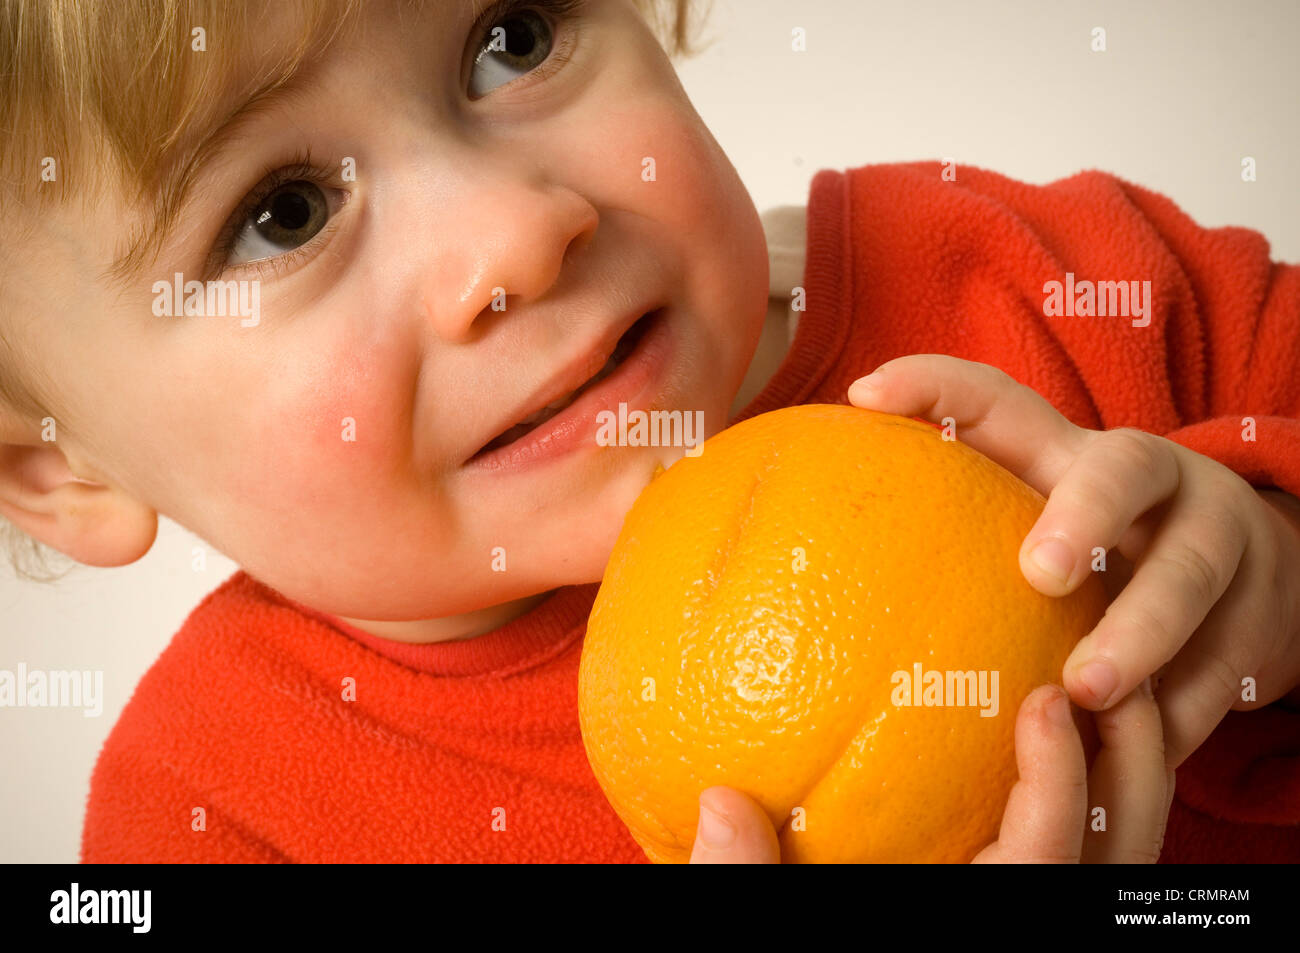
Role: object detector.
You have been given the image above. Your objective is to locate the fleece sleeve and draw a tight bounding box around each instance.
[81,747,286,863]
[1105,176,1300,499]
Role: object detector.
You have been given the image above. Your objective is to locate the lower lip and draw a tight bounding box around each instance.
[465,309,676,473]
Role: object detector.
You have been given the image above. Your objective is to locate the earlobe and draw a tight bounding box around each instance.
[0,441,157,567]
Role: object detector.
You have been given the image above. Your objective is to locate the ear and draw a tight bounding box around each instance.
[0,425,157,568]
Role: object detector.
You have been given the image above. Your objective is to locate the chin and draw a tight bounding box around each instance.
[550,446,672,584]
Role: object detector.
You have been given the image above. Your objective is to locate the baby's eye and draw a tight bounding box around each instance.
[468,6,558,98]
[227,179,337,267]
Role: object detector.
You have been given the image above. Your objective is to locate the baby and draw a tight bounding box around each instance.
[2,0,1298,863]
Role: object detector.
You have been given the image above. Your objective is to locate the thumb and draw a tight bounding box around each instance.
[689,786,781,863]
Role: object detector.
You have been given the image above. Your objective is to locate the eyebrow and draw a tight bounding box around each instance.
[107,65,322,289]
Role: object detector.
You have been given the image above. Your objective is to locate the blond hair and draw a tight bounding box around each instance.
[0,0,702,582]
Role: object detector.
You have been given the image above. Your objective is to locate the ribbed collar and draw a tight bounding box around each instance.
[278,582,599,678]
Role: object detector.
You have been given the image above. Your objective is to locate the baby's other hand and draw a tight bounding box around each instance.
[973,683,1172,863]
[849,354,1300,768]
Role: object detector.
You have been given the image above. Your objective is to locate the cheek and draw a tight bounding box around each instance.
[299,356,390,470]
[639,116,770,388]
[569,94,769,367]
[562,35,767,295]
[587,97,761,262]
[203,334,409,528]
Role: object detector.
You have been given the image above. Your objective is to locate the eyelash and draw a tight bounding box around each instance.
[209,0,586,280]
[469,0,585,74]
[207,151,343,281]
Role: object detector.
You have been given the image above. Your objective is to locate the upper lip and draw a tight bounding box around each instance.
[468,303,657,460]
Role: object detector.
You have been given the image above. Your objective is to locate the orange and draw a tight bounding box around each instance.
[579,404,1107,863]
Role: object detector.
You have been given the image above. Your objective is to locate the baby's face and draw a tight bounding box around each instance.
[21,0,769,638]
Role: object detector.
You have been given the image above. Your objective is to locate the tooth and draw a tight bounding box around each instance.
[509,348,625,434]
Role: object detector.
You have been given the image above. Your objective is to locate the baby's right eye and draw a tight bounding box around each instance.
[223,175,347,270]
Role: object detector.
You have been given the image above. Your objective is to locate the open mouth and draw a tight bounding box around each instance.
[470,309,662,459]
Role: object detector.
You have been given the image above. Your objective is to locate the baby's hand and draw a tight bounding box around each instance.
[847,354,1300,768]
[690,684,1173,863]
[972,683,1172,863]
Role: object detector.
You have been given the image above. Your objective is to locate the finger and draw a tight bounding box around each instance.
[1099,546,1137,602]
[972,685,1087,863]
[1154,548,1282,767]
[1156,768,1177,857]
[1063,487,1247,710]
[848,355,1089,493]
[1081,679,1169,863]
[1115,505,1168,563]
[688,787,781,864]
[1019,429,1179,596]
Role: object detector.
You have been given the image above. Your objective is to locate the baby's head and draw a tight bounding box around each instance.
[0,0,771,639]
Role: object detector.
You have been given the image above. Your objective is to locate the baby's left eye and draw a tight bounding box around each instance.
[468,7,558,98]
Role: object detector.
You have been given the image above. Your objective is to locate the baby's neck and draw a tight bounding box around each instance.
[335,590,552,644]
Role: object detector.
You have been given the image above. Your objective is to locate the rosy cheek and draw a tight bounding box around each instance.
[226,342,403,508]
[604,100,757,255]
[298,368,404,484]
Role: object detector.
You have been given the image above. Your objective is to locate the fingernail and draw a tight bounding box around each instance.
[1077,659,1119,707]
[1046,688,1074,727]
[697,801,735,849]
[1140,676,1154,699]
[849,372,884,398]
[1028,537,1075,585]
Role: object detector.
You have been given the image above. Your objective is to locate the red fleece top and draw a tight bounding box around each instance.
[81,162,1300,863]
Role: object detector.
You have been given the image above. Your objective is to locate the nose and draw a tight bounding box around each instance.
[418,160,599,341]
